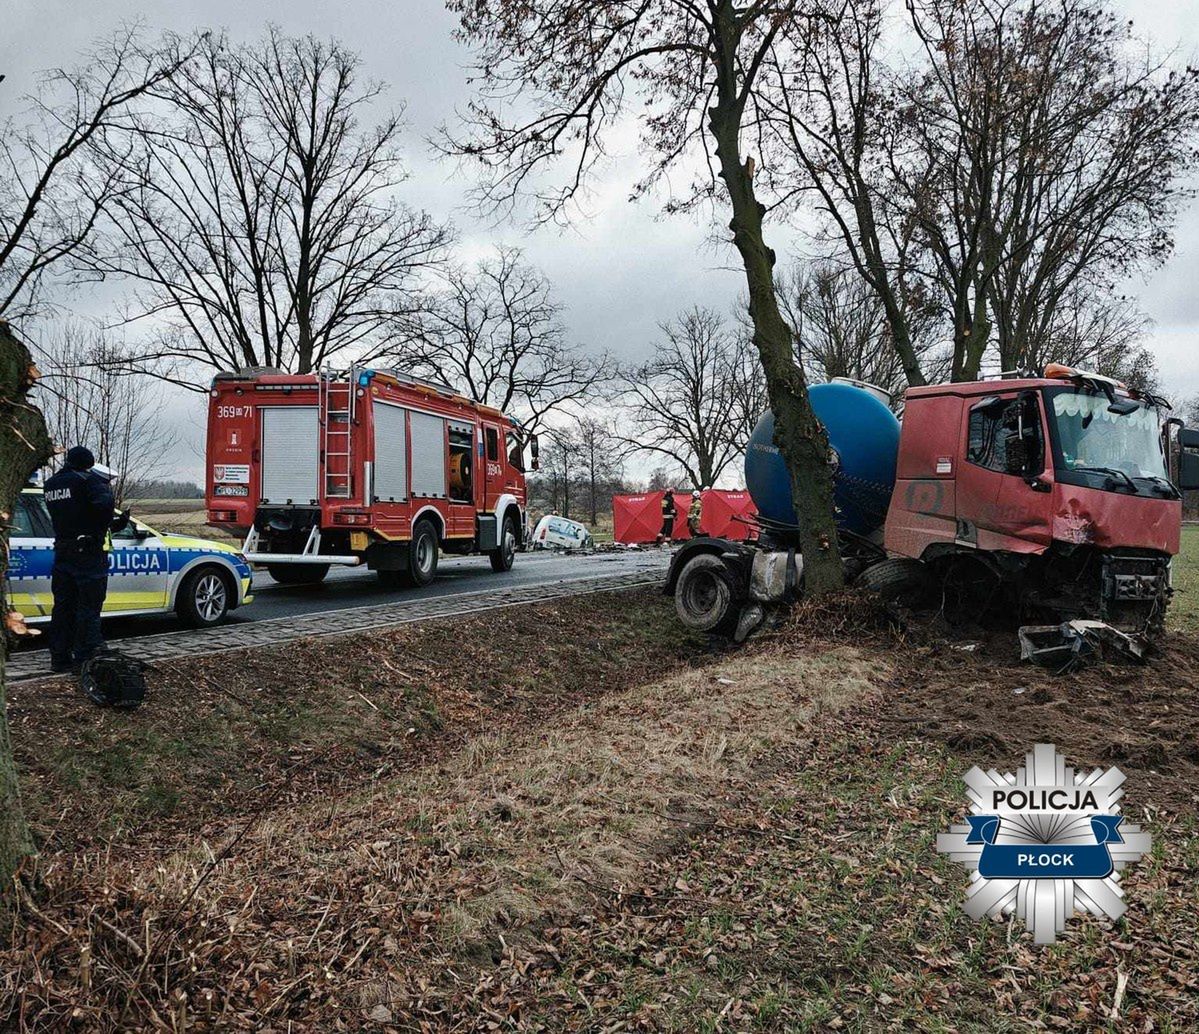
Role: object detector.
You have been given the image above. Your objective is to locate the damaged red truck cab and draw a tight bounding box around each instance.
[885,371,1183,631]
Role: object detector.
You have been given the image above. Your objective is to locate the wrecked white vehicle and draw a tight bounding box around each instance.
[530,515,593,551]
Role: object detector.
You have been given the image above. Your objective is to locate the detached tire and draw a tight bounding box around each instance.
[855,558,929,603]
[266,563,330,585]
[674,553,738,635]
[177,566,232,627]
[489,513,517,573]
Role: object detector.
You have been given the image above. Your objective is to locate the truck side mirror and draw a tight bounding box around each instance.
[530,434,540,472]
[1180,427,1199,491]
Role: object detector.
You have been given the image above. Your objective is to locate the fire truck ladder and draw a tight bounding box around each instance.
[319,367,356,499]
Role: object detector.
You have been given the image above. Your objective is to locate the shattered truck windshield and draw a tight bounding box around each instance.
[1047,388,1168,483]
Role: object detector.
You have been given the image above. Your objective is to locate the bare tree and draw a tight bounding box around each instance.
[617,307,763,489]
[446,0,846,591]
[0,29,192,321]
[570,416,624,526]
[1182,396,1199,429]
[779,0,1199,384]
[399,246,610,435]
[902,0,1199,379]
[91,29,447,375]
[34,322,180,502]
[646,466,682,493]
[776,262,947,403]
[772,0,931,388]
[0,321,53,885]
[1025,290,1158,392]
[529,427,580,519]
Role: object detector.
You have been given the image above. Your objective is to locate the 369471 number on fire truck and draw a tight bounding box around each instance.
[205,367,539,587]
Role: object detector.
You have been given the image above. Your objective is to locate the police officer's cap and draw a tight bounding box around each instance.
[65,446,96,470]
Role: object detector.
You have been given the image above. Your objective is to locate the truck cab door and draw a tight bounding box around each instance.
[482,424,502,507]
[958,393,1052,552]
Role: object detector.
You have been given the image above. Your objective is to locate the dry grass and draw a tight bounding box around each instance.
[7,567,1199,1030]
[2,626,886,1030]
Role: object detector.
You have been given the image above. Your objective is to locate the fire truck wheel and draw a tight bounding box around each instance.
[489,513,517,573]
[409,519,439,587]
[674,553,737,635]
[177,566,232,627]
[266,563,330,585]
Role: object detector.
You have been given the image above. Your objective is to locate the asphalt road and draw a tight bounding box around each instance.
[29,548,673,647]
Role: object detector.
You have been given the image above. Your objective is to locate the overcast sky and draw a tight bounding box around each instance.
[3,0,1198,484]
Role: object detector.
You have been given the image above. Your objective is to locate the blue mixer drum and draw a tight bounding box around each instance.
[744,380,900,535]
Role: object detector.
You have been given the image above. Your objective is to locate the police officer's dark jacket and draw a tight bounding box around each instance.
[44,467,125,556]
[661,493,676,516]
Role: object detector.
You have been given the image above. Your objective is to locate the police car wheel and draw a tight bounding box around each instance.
[177,567,232,627]
[489,514,517,573]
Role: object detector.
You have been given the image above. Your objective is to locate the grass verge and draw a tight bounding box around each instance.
[4,570,1199,1030]
[6,587,699,854]
[1170,524,1199,632]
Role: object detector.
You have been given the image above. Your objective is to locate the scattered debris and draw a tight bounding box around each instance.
[1019,620,1149,671]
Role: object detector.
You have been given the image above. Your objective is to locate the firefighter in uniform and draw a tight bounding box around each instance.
[687,490,703,536]
[43,447,129,673]
[656,489,677,545]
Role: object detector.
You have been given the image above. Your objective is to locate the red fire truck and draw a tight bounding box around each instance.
[205,367,536,587]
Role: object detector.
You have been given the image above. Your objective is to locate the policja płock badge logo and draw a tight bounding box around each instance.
[937,743,1151,944]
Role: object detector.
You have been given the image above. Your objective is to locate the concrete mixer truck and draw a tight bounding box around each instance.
[664,368,1199,652]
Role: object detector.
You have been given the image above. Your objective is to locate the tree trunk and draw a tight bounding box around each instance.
[708,66,844,593]
[0,321,53,887]
[951,285,991,382]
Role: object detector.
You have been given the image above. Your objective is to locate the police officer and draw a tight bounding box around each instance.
[43,447,129,674]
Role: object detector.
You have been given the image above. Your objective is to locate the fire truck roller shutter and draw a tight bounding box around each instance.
[260,406,319,504]
[410,411,448,497]
[373,401,408,502]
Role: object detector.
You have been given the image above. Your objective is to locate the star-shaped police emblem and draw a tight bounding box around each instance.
[936,743,1152,944]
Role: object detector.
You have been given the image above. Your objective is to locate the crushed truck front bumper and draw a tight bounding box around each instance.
[1018,619,1150,671]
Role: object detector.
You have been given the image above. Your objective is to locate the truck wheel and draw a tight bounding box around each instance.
[177,566,232,627]
[489,513,517,573]
[855,558,929,604]
[266,563,330,585]
[408,519,439,587]
[674,554,738,635]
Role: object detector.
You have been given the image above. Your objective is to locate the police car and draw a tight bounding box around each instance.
[7,487,254,627]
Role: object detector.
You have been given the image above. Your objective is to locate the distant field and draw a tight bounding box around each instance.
[129,499,239,543]
[124,497,204,514]
[1172,524,1199,633]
